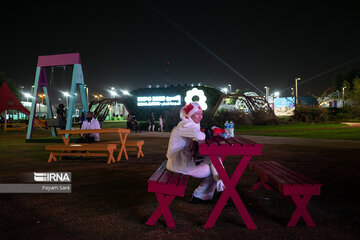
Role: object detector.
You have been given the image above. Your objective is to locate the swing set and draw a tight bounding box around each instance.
[26,53,88,140]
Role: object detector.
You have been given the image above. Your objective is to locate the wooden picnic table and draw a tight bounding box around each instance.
[198,135,263,229]
[57,128,130,161]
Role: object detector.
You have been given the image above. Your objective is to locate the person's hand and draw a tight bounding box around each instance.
[216,180,225,192]
[202,128,213,139]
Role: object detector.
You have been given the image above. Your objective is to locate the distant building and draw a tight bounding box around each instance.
[122,85,223,120]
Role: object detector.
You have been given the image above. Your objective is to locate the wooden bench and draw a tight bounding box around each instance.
[58,128,130,161]
[106,140,144,159]
[45,143,117,164]
[249,161,322,227]
[4,123,27,132]
[146,160,189,228]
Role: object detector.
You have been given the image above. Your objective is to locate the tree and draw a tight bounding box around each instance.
[332,68,360,91]
[350,77,360,109]
[342,80,351,101]
[307,87,332,106]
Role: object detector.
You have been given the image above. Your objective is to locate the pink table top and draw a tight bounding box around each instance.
[198,136,263,156]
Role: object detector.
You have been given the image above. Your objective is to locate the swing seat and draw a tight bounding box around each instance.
[46,118,61,128]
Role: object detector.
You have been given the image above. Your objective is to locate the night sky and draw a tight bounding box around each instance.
[1,0,359,101]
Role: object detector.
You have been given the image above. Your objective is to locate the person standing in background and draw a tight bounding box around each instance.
[148,112,155,131]
[159,115,163,132]
[79,112,85,128]
[127,113,132,129]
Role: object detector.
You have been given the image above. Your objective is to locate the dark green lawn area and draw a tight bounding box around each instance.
[236,123,348,132]
[0,126,359,239]
[236,123,360,141]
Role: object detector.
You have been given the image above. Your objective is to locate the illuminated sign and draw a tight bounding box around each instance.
[185,88,208,110]
[137,95,181,107]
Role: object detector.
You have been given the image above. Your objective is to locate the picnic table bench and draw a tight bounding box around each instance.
[45,143,117,164]
[106,140,145,159]
[146,160,189,228]
[146,136,262,229]
[57,128,130,161]
[249,161,322,227]
[3,123,27,132]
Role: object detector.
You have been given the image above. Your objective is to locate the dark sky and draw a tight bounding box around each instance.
[1,0,359,101]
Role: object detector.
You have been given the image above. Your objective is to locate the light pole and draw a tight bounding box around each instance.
[295,77,301,105]
[23,93,32,102]
[274,91,280,98]
[264,86,269,101]
[342,86,346,102]
[85,84,89,107]
[38,94,45,116]
[38,94,45,104]
[228,84,232,94]
[221,87,228,94]
[19,86,24,101]
[120,90,130,95]
[110,87,117,98]
[63,92,70,108]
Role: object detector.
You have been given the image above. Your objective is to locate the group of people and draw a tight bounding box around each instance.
[148,112,163,132]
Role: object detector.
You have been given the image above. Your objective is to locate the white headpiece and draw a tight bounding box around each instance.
[180,102,202,119]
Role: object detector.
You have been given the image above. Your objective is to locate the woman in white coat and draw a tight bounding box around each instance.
[166,102,224,203]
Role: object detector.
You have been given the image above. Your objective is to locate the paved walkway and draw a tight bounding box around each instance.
[342,122,360,127]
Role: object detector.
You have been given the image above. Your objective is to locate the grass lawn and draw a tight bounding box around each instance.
[235,123,349,132]
[236,123,360,141]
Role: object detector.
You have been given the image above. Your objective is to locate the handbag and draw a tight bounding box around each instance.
[192,141,204,166]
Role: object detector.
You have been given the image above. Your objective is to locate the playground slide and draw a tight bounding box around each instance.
[34,117,49,129]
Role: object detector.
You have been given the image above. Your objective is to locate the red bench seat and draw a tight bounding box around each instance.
[146,160,189,228]
[249,161,322,227]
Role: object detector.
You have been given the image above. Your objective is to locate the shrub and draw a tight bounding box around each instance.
[327,106,360,122]
[293,105,328,123]
[163,107,287,131]
[201,110,218,128]
[250,109,283,125]
[211,109,252,127]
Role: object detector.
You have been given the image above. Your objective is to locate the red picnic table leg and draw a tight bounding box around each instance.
[146,193,176,228]
[287,195,316,227]
[204,155,257,229]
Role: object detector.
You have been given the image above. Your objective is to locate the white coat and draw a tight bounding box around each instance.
[166,117,224,200]
[166,117,205,174]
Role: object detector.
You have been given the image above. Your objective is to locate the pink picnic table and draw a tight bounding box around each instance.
[198,136,263,229]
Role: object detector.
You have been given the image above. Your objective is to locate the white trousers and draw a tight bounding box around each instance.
[148,124,155,131]
[186,157,224,200]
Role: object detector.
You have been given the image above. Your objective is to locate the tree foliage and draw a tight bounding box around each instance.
[332,68,360,109]
[332,68,360,91]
